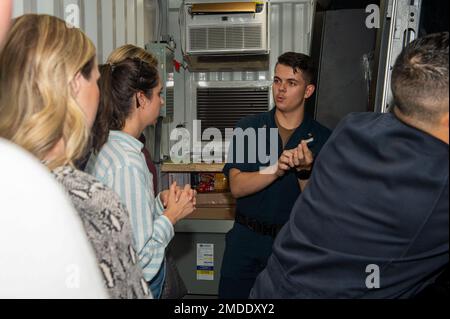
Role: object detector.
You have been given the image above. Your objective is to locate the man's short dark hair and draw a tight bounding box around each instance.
[276,52,315,85]
[392,32,449,124]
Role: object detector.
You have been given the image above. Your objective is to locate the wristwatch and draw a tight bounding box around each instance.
[296,169,312,180]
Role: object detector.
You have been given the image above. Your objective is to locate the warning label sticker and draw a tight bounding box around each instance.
[196,243,214,281]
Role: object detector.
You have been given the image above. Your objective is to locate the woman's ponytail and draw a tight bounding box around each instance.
[91,63,113,153]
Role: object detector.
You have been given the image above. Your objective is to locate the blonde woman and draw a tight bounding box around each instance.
[0,4,107,299]
[0,14,161,298]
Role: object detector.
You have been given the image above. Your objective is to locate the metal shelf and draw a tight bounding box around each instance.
[161,162,225,172]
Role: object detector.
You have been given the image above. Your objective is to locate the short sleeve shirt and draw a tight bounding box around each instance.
[223,107,332,225]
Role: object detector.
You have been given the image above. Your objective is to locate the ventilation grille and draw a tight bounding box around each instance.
[189,25,263,52]
[165,87,174,118]
[197,87,269,139]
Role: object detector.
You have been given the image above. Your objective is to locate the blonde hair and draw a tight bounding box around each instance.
[107,44,158,67]
[0,14,96,170]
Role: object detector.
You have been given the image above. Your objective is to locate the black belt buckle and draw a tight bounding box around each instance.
[250,220,263,234]
[236,212,281,238]
[246,220,256,232]
[262,223,275,237]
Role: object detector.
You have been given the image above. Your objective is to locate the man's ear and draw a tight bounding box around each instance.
[305,84,315,99]
[70,71,82,97]
[441,112,449,128]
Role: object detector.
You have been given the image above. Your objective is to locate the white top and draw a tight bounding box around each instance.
[0,138,108,299]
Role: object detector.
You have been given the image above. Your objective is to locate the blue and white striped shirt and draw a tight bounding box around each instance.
[85,130,174,282]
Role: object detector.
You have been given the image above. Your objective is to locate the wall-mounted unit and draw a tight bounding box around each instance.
[184,1,270,55]
[196,83,271,141]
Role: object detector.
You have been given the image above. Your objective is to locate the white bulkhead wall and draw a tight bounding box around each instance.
[167,0,316,158]
[12,0,158,63]
[11,0,316,161]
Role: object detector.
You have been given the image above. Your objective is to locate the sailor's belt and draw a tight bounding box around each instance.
[235,212,284,238]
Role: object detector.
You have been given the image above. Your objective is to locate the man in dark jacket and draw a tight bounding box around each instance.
[250,32,449,299]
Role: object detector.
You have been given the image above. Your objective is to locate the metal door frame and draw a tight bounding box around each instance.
[373,0,422,113]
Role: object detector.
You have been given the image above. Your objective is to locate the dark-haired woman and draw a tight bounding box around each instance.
[86,58,196,298]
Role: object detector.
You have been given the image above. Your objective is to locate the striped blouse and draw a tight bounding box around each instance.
[86,130,174,282]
